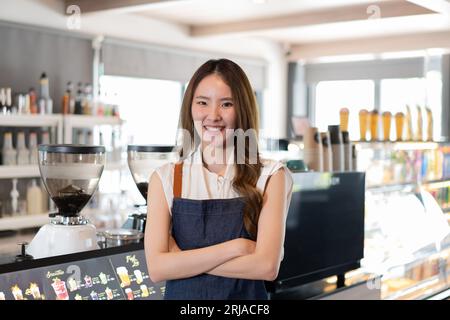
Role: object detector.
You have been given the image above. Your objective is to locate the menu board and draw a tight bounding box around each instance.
[0,249,164,300]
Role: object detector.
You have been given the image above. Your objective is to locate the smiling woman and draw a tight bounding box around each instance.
[144,58,293,300]
[192,73,237,152]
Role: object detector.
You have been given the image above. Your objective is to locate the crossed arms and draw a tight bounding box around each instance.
[144,168,289,283]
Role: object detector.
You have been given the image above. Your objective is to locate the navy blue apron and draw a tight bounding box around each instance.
[164,162,268,300]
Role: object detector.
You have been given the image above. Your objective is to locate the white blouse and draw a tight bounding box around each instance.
[154,145,294,216]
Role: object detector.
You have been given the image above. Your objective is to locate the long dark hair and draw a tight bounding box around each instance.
[178,59,263,239]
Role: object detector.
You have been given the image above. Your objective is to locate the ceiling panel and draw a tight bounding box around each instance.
[136,0,380,25]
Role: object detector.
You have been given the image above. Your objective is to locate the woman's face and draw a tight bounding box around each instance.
[191,74,237,149]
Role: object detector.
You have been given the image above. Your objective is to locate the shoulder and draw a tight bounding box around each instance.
[154,162,175,180]
[260,158,291,179]
[258,158,293,193]
[152,162,178,214]
[153,162,177,197]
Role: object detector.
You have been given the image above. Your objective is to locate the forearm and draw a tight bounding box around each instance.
[148,241,242,282]
[206,253,280,281]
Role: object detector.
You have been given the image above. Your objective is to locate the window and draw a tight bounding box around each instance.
[380,73,442,141]
[314,80,375,140]
[99,75,183,204]
[100,75,183,145]
[312,74,442,142]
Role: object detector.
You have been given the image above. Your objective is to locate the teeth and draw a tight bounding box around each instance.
[205,126,223,132]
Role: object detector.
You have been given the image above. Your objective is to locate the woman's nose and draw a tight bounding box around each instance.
[207,105,222,120]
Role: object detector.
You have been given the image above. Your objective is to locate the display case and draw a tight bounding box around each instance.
[268,171,368,300]
[274,172,365,288]
[356,141,450,299]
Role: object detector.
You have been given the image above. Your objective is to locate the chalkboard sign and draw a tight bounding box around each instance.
[0,244,164,300]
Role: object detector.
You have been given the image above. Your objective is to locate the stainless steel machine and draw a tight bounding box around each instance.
[122,145,179,232]
[27,144,105,259]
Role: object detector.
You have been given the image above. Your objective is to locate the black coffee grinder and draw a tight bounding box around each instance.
[123,145,179,232]
[27,144,106,259]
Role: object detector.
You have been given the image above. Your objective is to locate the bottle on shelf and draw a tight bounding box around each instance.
[416,105,423,142]
[359,109,368,141]
[15,93,26,114]
[74,82,84,115]
[426,107,433,142]
[97,91,106,116]
[10,178,19,216]
[395,112,405,142]
[5,88,13,114]
[83,83,93,115]
[92,90,100,116]
[339,108,349,132]
[405,105,413,141]
[29,132,38,164]
[87,130,94,145]
[352,144,358,171]
[303,127,323,172]
[29,88,38,114]
[112,104,120,118]
[39,72,50,100]
[382,111,392,142]
[16,131,30,165]
[76,129,85,145]
[0,88,5,114]
[99,131,104,146]
[342,131,352,171]
[62,82,71,115]
[38,72,52,114]
[27,179,43,215]
[38,94,46,114]
[2,132,17,165]
[41,130,50,145]
[369,110,379,142]
[45,97,52,114]
[328,125,344,172]
[24,93,31,114]
[320,131,333,172]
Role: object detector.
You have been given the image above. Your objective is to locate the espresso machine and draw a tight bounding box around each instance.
[123,145,179,232]
[26,145,105,259]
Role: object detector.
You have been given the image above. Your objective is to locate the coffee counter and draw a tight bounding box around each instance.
[0,242,164,300]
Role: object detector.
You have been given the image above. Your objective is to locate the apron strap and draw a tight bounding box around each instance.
[173,162,183,198]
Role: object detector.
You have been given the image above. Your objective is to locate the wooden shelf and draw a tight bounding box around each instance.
[0,165,40,179]
[0,214,49,231]
[366,178,450,192]
[354,141,443,151]
[63,114,123,128]
[0,114,62,127]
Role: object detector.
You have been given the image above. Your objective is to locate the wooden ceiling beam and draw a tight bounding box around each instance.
[64,0,180,14]
[289,30,450,61]
[406,0,450,15]
[190,1,436,37]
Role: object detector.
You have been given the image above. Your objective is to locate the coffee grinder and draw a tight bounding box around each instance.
[123,145,179,232]
[27,145,105,259]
